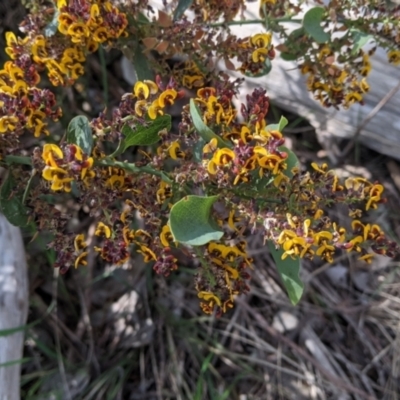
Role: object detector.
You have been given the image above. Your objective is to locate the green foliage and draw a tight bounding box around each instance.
[303,7,329,44]
[280,28,305,60]
[266,116,288,132]
[268,243,304,305]
[169,195,224,246]
[121,115,171,150]
[350,29,374,55]
[0,171,29,227]
[280,146,299,179]
[132,42,154,81]
[66,115,93,155]
[190,99,232,148]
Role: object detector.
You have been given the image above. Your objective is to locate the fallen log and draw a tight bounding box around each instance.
[0,213,28,400]
[236,4,400,162]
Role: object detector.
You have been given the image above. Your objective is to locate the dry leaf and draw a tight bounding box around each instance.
[155,41,169,54]
[224,57,236,71]
[158,10,172,28]
[142,37,157,49]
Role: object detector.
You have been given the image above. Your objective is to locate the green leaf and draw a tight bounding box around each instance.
[280,28,305,61]
[0,171,29,227]
[138,12,150,24]
[350,29,373,55]
[280,52,298,61]
[169,195,223,246]
[66,115,93,155]
[193,137,205,162]
[288,27,305,40]
[133,43,154,81]
[303,7,329,44]
[189,99,231,149]
[4,155,32,166]
[279,146,299,178]
[268,242,304,305]
[173,0,194,21]
[266,116,288,131]
[121,114,171,150]
[0,358,31,368]
[254,174,275,192]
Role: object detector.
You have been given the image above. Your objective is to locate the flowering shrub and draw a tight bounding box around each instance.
[1,0,399,317]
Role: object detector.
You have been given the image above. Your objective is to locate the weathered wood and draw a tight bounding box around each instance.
[240,47,400,162]
[236,4,400,161]
[0,213,28,400]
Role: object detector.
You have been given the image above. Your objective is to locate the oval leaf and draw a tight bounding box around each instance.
[266,116,288,132]
[288,27,306,41]
[280,52,298,61]
[121,114,171,150]
[169,195,223,246]
[350,28,373,55]
[268,242,304,305]
[279,28,304,61]
[0,171,29,227]
[193,137,205,162]
[67,115,93,155]
[133,43,154,81]
[303,7,329,44]
[189,99,231,149]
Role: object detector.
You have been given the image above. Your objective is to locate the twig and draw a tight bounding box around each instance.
[237,298,378,400]
[52,268,72,400]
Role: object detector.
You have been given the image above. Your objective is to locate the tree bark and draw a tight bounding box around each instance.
[0,213,28,400]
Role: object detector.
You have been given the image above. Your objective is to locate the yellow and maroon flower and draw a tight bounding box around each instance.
[388,49,400,66]
[95,222,112,238]
[158,89,177,107]
[212,148,236,166]
[0,115,19,133]
[137,245,157,262]
[160,225,173,247]
[74,234,87,252]
[75,252,88,268]
[42,167,73,192]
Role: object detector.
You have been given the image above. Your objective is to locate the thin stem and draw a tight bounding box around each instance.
[102,114,134,134]
[22,169,37,204]
[98,46,109,106]
[4,155,32,166]
[208,17,302,28]
[96,158,172,183]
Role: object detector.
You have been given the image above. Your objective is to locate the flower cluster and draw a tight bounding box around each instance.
[271,1,400,108]
[300,46,372,109]
[236,32,275,76]
[41,144,94,192]
[1,0,399,317]
[0,57,61,159]
[29,77,399,315]
[5,0,127,87]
